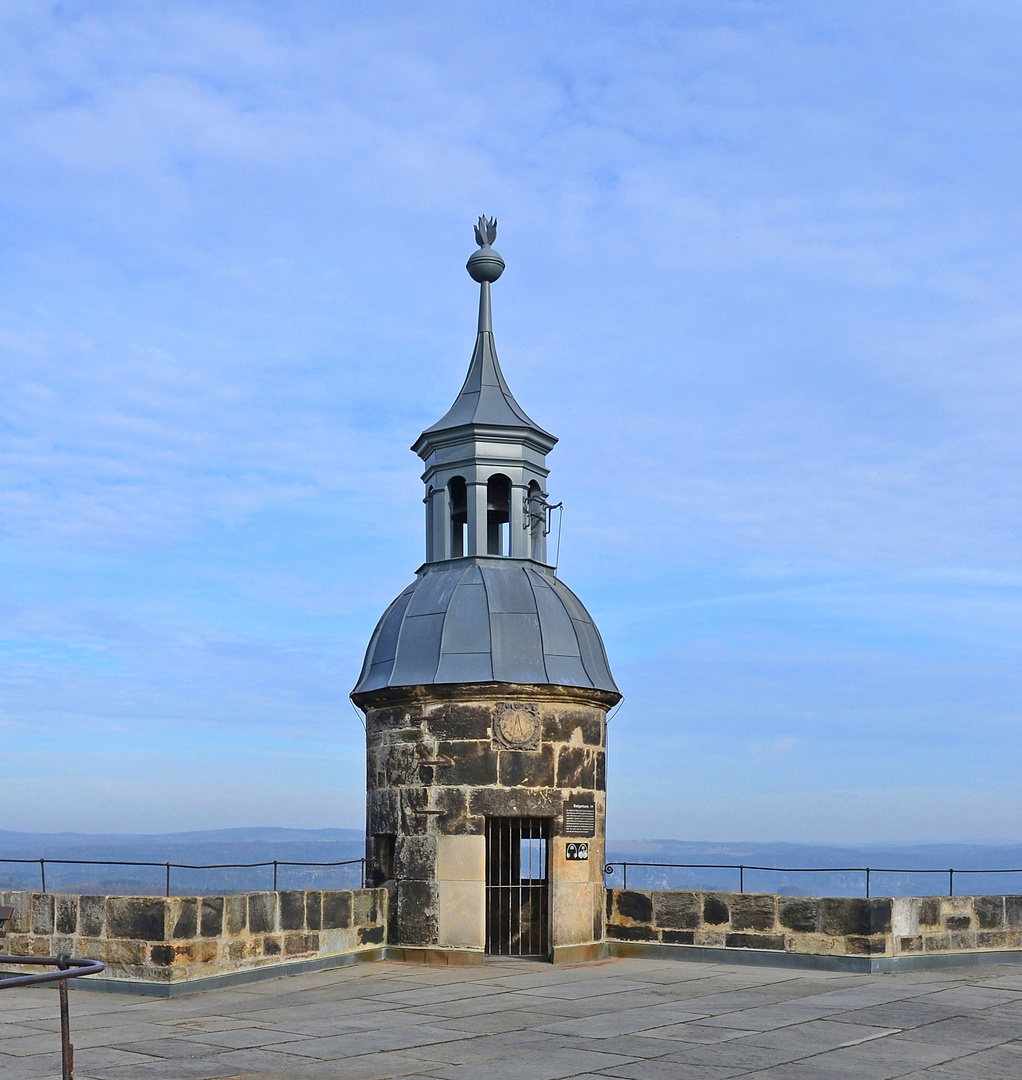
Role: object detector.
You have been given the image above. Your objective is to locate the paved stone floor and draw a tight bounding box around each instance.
[4,956,1022,1079]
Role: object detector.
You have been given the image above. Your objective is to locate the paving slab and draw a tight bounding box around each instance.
[4,956,1022,1078]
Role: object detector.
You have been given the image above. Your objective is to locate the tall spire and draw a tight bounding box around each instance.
[413,217,557,565]
[414,216,554,443]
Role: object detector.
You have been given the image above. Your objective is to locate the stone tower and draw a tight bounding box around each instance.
[351,218,621,963]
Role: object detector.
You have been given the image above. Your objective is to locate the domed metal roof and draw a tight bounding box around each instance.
[352,559,619,698]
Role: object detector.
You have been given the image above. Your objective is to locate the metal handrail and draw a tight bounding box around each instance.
[1,856,367,895]
[603,860,1022,897]
[0,953,106,1080]
[0,953,105,990]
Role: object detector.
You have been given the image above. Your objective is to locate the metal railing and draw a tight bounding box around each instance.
[603,861,1022,898]
[0,856,366,896]
[0,953,106,1080]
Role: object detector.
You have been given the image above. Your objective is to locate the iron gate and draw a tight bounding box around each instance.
[485,817,549,956]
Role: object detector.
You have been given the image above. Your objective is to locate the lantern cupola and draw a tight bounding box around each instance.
[412,216,557,564]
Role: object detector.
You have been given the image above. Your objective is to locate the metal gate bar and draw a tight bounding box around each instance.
[485,817,549,956]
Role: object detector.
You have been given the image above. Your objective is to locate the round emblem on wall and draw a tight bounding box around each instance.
[493,702,541,749]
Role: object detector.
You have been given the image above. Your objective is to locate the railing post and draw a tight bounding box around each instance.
[57,955,73,1080]
[949,868,954,897]
[360,858,365,889]
[865,868,870,898]
[165,863,171,897]
[273,861,278,891]
[40,858,46,893]
[623,863,628,890]
[739,865,744,893]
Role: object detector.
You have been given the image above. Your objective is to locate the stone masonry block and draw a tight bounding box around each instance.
[731,894,776,932]
[200,897,224,937]
[437,835,485,883]
[434,788,482,835]
[703,896,730,925]
[368,788,400,836]
[662,929,695,945]
[225,894,247,935]
[426,703,491,741]
[173,900,197,939]
[283,932,319,956]
[32,894,55,935]
[279,891,306,931]
[918,897,942,927]
[541,708,602,746]
[85,939,145,966]
[306,891,322,930]
[615,890,653,925]
[56,895,78,936]
[248,892,277,934]
[497,746,555,787]
[779,898,819,933]
[437,742,498,786]
[845,935,885,956]
[359,924,385,945]
[105,897,165,941]
[555,746,595,789]
[470,788,562,819]
[653,892,700,930]
[869,899,892,934]
[399,788,430,835]
[821,898,870,937]
[945,914,971,931]
[382,741,426,786]
[322,891,352,930]
[353,890,379,926]
[976,930,1011,948]
[974,896,1005,930]
[395,835,437,881]
[79,896,103,937]
[607,924,657,941]
[726,932,785,951]
[397,881,437,945]
[950,930,977,949]
[1004,896,1022,929]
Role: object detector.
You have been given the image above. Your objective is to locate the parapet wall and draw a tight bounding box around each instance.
[607,888,1022,958]
[0,888,387,984]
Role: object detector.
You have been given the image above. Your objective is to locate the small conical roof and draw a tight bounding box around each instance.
[414,216,555,454]
[419,329,554,440]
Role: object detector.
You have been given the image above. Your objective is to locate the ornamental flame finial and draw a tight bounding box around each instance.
[474,215,498,247]
[467,215,505,284]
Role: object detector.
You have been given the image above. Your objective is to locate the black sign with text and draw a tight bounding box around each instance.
[562,798,596,838]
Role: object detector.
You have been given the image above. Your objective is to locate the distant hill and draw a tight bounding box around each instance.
[604,839,1022,897]
[0,827,366,895]
[4,829,1021,898]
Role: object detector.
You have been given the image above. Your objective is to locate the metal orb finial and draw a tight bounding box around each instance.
[467,214,505,283]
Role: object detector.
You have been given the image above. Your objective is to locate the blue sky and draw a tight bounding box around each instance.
[1,2,1020,841]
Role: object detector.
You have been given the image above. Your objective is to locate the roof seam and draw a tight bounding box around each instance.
[522,567,550,685]
[478,563,494,683]
[555,581,598,688]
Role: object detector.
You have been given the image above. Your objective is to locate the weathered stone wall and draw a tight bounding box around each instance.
[358,684,614,953]
[607,889,1022,958]
[0,888,387,983]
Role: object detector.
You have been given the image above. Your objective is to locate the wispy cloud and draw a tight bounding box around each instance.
[1,2,1020,836]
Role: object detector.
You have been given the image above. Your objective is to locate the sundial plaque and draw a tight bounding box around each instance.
[492,702,541,750]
